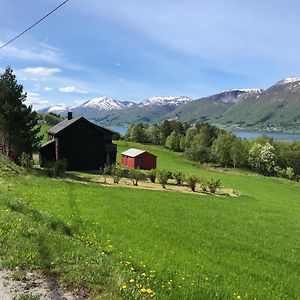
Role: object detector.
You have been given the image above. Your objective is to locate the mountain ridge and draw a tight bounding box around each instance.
[39,78,300,131]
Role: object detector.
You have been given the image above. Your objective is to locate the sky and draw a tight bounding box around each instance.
[1,0,300,109]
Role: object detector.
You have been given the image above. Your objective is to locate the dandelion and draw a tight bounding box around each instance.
[121,284,127,289]
[140,287,147,293]
[141,272,146,277]
[237,296,241,300]
[129,279,135,283]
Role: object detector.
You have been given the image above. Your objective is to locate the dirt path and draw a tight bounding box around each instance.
[0,269,86,300]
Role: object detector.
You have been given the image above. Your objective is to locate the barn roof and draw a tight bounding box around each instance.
[47,116,115,136]
[121,148,156,158]
[41,139,55,148]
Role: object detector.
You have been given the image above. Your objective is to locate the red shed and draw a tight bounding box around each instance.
[121,148,157,170]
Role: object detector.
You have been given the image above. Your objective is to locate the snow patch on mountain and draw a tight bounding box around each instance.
[139,96,192,107]
[276,77,300,85]
[79,97,134,110]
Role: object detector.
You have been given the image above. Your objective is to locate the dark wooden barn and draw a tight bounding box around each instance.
[121,148,156,170]
[40,113,117,171]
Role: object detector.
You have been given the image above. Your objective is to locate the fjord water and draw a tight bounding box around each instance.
[233,130,300,141]
[110,126,300,141]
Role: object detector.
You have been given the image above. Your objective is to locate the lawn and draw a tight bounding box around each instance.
[0,141,299,299]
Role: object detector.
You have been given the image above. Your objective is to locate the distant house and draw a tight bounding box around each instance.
[40,112,117,170]
[121,148,156,170]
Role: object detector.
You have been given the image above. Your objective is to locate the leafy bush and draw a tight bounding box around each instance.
[285,167,295,180]
[157,169,170,188]
[207,178,221,193]
[186,175,199,192]
[111,165,122,184]
[148,169,157,183]
[129,168,142,186]
[19,152,34,172]
[46,159,67,177]
[100,164,112,183]
[173,172,185,185]
[199,178,208,192]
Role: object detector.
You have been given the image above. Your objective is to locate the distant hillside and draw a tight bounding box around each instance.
[218,79,300,131]
[165,89,262,124]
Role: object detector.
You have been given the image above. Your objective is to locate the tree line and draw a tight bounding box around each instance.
[125,121,300,180]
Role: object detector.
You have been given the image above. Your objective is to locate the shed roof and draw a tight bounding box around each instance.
[47,116,115,136]
[121,148,156,158]
[40,139,55,148]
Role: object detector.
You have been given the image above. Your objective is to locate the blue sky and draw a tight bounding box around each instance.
[1,0,300,109]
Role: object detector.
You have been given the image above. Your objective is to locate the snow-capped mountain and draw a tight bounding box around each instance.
[214,89,263,103]
[138,96,192,107]
[276,77,300,86]
[79,97,134,111]
[39,104,69,115]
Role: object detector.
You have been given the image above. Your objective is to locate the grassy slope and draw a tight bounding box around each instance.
[0,141,299,299]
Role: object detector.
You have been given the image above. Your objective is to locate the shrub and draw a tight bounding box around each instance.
[19,153,34,172]
[173,172,185,185]
[129,168,142,186]
[148,169,156,183]
[186,175,199,192]
[157,169,170,188]
[286,167,295,180]
[207,178,221,193]
[199,178,208,192]
[111,165,122,184]
[46,159,67,177]
[100,164,112,183]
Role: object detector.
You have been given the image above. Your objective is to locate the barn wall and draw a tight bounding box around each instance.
[121,155,135,169]
[58,120,106,170]
[137,152,156,170]
[39,141,56,167]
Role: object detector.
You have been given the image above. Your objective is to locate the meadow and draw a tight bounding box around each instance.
[0,140,299,299]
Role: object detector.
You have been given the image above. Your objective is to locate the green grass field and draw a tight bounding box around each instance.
[0,141,299,299]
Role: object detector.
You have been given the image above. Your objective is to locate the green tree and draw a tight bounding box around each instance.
[0,67,41,160]
[211,133,235,167]
[146,124,160,144]
[165,131,182,151]
[130,124,147,143]
[231,138,248,168]
[185,132,211,163]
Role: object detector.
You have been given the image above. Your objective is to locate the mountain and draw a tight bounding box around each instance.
[165,89,263,124]
[39,78,300,131]
[217,78,300,130]
[72,97,134,119]
[39,104,69,116]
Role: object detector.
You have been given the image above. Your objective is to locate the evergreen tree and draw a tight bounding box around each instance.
[0,67,41,160]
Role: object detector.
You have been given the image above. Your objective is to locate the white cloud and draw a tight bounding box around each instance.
[0,40,62,63]
[59,86,88,94]
[22,67,61,76]
[44,86,53,91]
[25,91,49,110]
